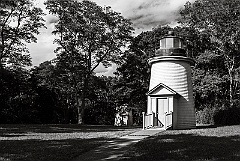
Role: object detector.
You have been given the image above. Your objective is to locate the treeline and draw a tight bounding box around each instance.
[0,65,118,124]
[0,60,145,124]
[1,0,240,125]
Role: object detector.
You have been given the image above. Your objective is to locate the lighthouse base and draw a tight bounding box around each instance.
[144,82,195,130]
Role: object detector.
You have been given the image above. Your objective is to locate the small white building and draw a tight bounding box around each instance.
[143,32,196,130]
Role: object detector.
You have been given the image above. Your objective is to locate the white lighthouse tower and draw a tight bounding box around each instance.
[143,31,195,130]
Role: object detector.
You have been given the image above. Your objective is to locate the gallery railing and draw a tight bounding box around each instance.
[143,111,173,130]
[142,112,154,129]
[165,111,173,130]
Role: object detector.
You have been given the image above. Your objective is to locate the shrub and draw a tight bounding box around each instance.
[84,102,115,125]
[196,107,216,125]
[214,106,240,125]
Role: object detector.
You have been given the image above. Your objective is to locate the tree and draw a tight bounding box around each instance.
[0,66,39,123]
[84,76,117,125]
[30,61,64,123]
[179,0,240,108]
[0,0,45,68]
[45,0,133,124]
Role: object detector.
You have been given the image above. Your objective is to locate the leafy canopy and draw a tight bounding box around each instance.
[0,0,45,68]
[179,0,240,108]
[45,0,133,73]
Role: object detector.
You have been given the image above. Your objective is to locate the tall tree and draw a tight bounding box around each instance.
[179,0,240,107]
[0,0,45,68]
[30,61,62,123]
[45,0,133,124]
[84,76,117,125]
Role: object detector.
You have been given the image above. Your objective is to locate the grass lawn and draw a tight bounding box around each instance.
[120,125,240,161]
[0,124,140,161]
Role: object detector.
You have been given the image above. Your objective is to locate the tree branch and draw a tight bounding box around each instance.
[5,5,25,58]
[1,7,15,60]
[91,47,111,73]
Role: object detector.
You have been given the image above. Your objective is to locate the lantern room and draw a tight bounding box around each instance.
[155,31,186,57]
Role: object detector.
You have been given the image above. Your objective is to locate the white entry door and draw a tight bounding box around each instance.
[157,98,169,127]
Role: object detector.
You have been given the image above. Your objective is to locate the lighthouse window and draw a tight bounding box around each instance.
[166,38,173,48]
[160,39,166,49]
[174,38,180,48]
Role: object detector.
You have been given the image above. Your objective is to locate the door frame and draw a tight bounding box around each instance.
[156,97,169,127]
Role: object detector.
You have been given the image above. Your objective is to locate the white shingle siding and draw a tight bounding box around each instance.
[149,57,195,129]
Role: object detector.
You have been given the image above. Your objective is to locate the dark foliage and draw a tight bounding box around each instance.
[214,107,240,125]
[84,102,116,125]
[0,68,38,123]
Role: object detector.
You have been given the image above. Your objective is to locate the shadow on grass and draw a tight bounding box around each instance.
[0,138,107,161]
[0,124,141,161]
[120,133,240,161]
[0,124,140,134]
[0,134,27,137]
[72,137,142,161]
[196,124,217,129]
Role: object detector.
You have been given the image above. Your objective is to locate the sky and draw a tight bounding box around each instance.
[28,0,195,75]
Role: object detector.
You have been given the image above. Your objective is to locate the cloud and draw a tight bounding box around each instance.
[28,26,57,66]
[94,0,195,32]
[46,14,59,25]
[95,63,117,76]
[28,18,58,66]
[94,63,108,73]
[25,0,55,66]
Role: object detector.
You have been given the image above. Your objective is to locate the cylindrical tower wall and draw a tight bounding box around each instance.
[149,56,195,129]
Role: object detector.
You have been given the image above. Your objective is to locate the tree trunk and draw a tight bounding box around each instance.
[229,72,234,108]
[77,75,89,124]
[77,109,83,124]
[226,56,235,109]
[78,98,85,124]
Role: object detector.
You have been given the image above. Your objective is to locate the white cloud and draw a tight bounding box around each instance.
[95,63,108,73]
[28,20,57,66]
[95,63,117,76]
[27,0,57,67]
[93,0,195,33]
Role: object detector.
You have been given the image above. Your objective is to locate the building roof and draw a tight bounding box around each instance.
[146,83,179,97]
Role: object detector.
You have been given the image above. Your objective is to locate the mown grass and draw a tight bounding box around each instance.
[0,124,140,161]
[120,125,240,161]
